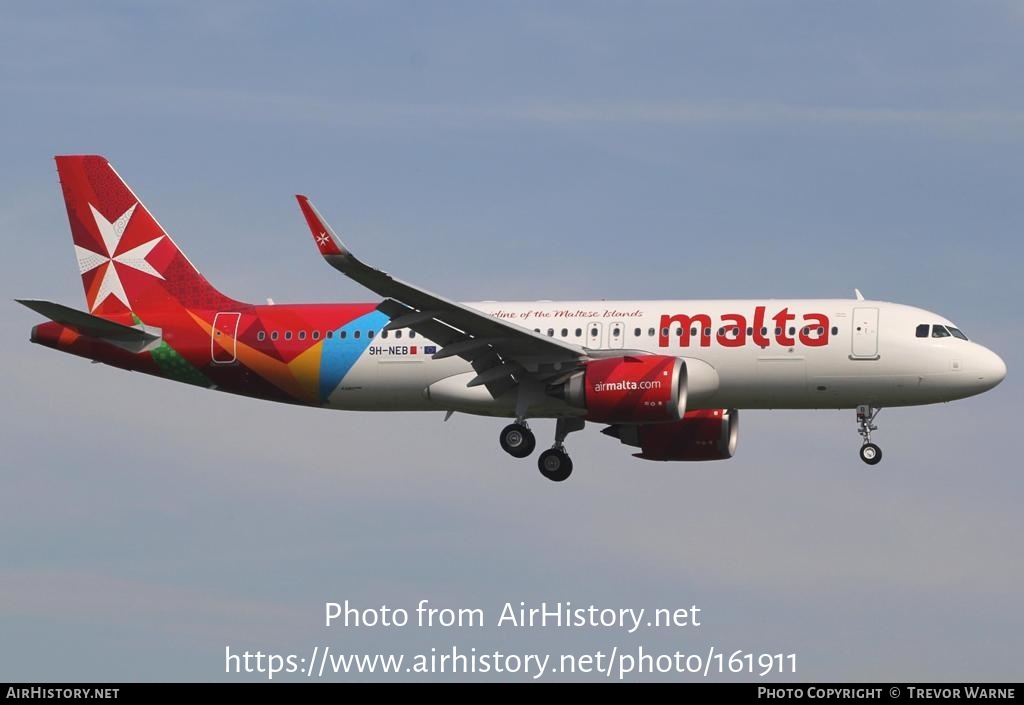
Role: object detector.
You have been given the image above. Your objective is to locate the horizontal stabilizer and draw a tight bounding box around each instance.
[17,299,160,351]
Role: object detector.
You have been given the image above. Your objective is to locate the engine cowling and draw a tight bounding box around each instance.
[559,355,686,423]
[603,409,739,461]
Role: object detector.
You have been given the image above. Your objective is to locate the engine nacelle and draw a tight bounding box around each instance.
[603,409,739,461]
[560,355,687,423]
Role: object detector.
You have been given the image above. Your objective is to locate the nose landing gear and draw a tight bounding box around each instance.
[856,405,883,465]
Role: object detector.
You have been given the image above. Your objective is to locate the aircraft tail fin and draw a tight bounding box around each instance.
[55,155,242,317]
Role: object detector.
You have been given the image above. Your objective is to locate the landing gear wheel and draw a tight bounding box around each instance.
[855,405,883,466]
[859,442,882,465]
[499,423,536,458]
[538,448,573,482]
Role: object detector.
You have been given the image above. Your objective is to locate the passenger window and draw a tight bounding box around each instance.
[298,331,306,340]
[831,326,838,335]
[312,330,320,340]
[410,331,416,338]
[704,328,711,337]
[354,331,361,339]
[648,328,655,337]
[257,331,266,341]
[576,328,583,337]
[746,327,753,336]
[326,330,333,339]
[591,328,598,337]
[633,328,640,337]
[381,330,389,339]
[675,328,682,337]
[563,328,570,337]
[396,330,403,339]
[547,328,554,337]
[271,331,279,341]
[340,331,347,339]
[932,326,951,338]
[915,324,929,338]
[368,330,374,339]
[661,328,669,337]
[284,331,292,340]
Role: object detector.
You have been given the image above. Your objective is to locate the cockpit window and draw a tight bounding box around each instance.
[919,323,967,340]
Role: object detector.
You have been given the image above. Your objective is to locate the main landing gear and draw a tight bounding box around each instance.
[538,448,572,482]
[856,405,883,466]
[498,417,585,482]
[499,421,536,458]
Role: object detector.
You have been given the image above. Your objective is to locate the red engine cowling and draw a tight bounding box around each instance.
[561,355,687,423]
[603,409,739,461]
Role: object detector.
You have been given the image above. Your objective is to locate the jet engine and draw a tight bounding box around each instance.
[602,409,739,461]
[556,355,686,423]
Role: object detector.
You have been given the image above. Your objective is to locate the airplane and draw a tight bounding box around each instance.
[19,155,1007,481]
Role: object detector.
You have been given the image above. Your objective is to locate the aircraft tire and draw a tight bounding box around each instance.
[538,448,573,482]
[500,423,536,458]
[859,442,882,465]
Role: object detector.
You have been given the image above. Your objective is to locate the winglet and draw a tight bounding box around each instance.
[295,195,347,257]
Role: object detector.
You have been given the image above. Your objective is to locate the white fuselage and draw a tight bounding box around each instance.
[322,298,1006,416]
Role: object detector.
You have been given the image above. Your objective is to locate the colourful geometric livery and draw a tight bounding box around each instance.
[21,155,1006,481]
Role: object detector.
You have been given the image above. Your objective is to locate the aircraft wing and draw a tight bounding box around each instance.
[296,195,588,396]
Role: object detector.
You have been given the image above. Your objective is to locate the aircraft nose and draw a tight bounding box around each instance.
[974,346,1007,391]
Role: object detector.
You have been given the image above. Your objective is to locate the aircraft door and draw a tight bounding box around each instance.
[212,312,241,363]
[851,307,879,359]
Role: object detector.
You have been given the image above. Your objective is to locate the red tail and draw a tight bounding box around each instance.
[56,155,242,317]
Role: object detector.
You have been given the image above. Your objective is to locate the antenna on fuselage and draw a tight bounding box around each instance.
[854,289,865,301]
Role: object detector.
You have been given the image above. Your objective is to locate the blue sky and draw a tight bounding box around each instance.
[2,1,1021,681]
